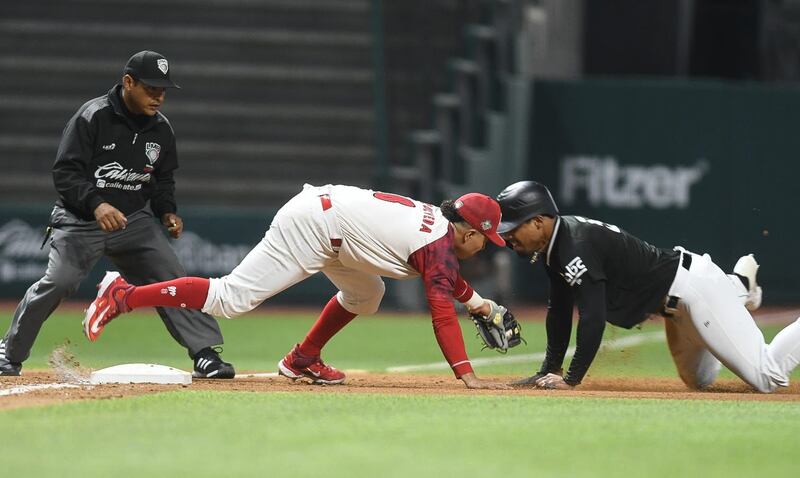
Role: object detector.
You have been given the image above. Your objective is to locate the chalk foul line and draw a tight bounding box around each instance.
[0,382,83,397]
[386,331,665,373]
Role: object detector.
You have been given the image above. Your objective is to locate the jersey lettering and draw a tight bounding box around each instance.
[373,192,415,208]
[574,215,621,233]
[372,191,437,234]
[419,203,435,233]
[562,256,588,286]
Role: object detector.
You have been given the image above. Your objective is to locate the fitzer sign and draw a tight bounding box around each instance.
[560,156,709,209]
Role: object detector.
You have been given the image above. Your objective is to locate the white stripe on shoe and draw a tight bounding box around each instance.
[277,360,303,379]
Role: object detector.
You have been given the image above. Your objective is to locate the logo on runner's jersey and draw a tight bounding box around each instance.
[562,256,587,286]
[161,286,177,296]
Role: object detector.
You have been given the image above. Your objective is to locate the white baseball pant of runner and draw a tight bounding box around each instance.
[202,185,385,319]
[664,250,800,392]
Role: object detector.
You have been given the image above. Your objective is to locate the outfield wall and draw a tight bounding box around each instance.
[519,79,800,303]
[0,205,337,305]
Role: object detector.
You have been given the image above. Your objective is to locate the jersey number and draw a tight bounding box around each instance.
[373,192,415,208]
[574,216,621,233]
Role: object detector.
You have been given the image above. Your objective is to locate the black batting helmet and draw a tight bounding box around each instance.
[496,180,559,234]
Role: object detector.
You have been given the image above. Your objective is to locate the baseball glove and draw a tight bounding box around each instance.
[470,301,524,353]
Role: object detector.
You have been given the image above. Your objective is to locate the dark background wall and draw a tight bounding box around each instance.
[1,0,799,306]
[0,0,377,209]
[524,78,800,303]
[582,0,800,81]
[381,0,482,170]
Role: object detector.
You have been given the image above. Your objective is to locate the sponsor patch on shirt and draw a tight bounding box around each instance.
[145,142,160,164]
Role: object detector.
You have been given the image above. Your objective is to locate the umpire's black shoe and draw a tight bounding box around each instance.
[0,360,22,376]
[192,347,235,379]
[0,341,21,376]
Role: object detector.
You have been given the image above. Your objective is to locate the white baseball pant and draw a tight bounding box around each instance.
[665,250,800,392]
[202,185,385,319]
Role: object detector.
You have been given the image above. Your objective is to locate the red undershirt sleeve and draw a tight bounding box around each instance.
[452,274,475,304]
[427,297,473,377]
[408,231,474,378]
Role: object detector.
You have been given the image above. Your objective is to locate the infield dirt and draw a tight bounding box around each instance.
[1,371,799,411]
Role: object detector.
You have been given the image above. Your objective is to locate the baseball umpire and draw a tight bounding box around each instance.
[496,180,800,393]
[83,184,513,389]
[0,51,234,378]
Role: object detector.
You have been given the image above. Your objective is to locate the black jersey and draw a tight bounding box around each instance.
[539,215,680,385]
[52,85,178,221]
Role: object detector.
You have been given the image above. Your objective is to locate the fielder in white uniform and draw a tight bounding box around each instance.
[84,184,511,389]
[497,180,800,393]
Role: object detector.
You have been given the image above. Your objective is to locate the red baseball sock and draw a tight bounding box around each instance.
[298,295,357,356]
[125,277,210,310]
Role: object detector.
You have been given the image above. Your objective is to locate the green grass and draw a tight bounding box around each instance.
[2,391,799,478]
[2,309,799,477]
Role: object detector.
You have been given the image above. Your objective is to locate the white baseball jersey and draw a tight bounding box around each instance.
[327,185,449,279]
[203,184,480,377]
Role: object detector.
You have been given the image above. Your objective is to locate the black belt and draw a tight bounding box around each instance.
[680,252,692,271]
[663,253,693,314]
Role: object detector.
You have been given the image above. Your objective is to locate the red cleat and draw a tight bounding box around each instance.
[278,344,345,384]
[83,271,133,342]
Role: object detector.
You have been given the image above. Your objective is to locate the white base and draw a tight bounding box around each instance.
[89,363,192,385]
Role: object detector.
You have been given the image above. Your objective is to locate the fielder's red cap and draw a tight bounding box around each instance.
[454,193,506,247]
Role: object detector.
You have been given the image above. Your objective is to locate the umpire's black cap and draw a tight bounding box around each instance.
[123,50,181,89]
[496,181,559,234]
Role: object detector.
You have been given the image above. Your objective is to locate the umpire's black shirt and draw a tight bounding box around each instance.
[539,215,680,385]
[52,84,178,221]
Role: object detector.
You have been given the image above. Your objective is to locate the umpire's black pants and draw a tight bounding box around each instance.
[1,205,224,363]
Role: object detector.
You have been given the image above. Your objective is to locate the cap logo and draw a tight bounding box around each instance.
[480,220,492,231]
[454,200,463,209]
[157,58,169,75]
